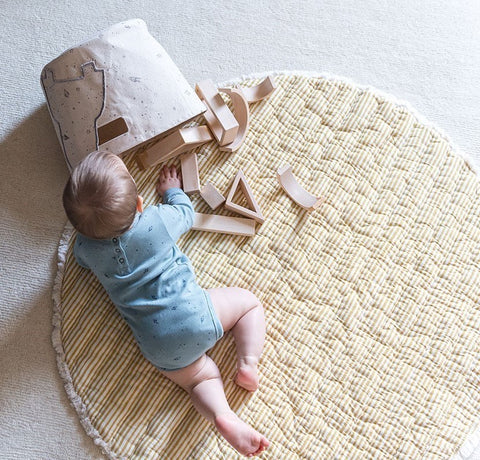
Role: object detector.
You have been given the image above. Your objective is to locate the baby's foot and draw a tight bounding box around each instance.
[215,412,270,457]
[235,357,259,392]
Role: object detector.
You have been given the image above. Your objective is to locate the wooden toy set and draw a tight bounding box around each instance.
[40,19,325,235]
[138,75,326,236]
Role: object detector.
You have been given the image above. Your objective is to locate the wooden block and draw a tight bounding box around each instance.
[277,164,325,211]
[217,87,250,153]
[240,76,276,103]
[201,106,226,146]
[199,182,226,210]
[181,152,200,194]
[195,80,239,146]
[224,169,264,224]
[192,212,256,237]
[136,125,212,169]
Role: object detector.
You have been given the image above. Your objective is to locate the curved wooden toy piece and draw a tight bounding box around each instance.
[218,86,250,153]
[239,76,276,103]
[276,164,325,211]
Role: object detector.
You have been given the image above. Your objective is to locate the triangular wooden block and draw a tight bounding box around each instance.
[225,170,265,224]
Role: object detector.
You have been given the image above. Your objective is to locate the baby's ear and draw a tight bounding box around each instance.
[136,195,144,212]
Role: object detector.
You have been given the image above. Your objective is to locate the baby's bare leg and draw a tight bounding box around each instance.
[161,354,269,457]
[208,287,266,391]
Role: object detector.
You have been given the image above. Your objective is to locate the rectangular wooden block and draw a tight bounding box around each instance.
[181,152,201,194]
[137,125,212,169]
[200,182,225,210]
[195,80,239,145]
[192,213,256,236]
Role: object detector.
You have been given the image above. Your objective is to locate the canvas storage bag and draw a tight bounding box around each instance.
[41,18,205,170]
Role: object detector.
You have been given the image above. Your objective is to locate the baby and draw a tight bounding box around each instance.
[63,151,270,457]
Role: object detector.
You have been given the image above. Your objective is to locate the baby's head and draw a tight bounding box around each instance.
[63,151,141,239]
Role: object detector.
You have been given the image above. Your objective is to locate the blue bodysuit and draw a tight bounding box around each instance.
[74,188,224,371]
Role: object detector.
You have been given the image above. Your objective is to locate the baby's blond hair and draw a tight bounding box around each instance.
[63,151,138,239]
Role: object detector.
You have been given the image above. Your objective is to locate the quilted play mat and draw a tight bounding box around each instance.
[53,72,480,459]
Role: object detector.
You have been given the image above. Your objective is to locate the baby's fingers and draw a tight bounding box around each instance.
[158,165,168,180]
[169,165,178,178]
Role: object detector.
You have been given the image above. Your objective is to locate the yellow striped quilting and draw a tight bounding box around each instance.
[55,73,480,459]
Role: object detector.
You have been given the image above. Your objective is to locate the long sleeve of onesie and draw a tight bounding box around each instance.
[157,187,194,242]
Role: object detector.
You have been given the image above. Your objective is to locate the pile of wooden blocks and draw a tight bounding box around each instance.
[136,75,325,237]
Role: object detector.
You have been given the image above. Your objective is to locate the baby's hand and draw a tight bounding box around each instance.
[156,165,182,197]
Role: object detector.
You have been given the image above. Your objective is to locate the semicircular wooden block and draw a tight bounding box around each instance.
[217,86,250,153]
[239,76,276,103]
[276,164,325,211]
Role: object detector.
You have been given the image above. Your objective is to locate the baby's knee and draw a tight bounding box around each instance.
[232,286,262,308]
[188,356,222,392]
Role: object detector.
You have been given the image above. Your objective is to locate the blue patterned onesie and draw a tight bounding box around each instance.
[73,188,224,371]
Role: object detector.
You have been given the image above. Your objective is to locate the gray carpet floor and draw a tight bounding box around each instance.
[1,1,479,458]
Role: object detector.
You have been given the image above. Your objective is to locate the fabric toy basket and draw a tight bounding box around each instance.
[40,18,205,170]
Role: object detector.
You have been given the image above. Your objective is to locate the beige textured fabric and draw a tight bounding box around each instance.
[54,74,480,459]
[41,19,205,170]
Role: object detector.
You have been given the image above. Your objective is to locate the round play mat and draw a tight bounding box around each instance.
[53,72,480,459]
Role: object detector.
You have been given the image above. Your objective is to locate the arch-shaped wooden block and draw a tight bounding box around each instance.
[218,86,250,153]
[276,164,325,211]
[240,76,276,103]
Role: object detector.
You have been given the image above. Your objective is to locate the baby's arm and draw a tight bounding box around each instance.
[156,165,194,240]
